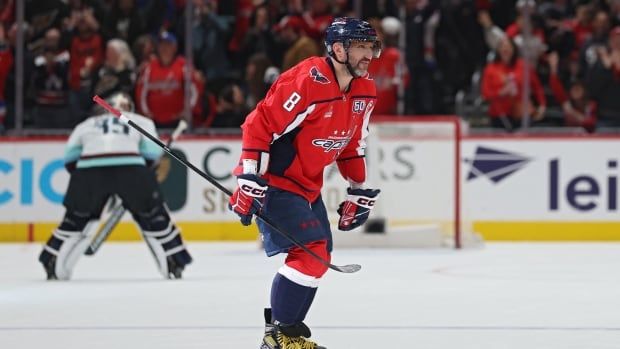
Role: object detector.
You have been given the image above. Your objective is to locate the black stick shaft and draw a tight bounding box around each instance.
[93,96,360,274]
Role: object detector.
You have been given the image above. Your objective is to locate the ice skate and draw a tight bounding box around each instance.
[166,256,185,279]
[38,252,58,280]
[260,309,326,349]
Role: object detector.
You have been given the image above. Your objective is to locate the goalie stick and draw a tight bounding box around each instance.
[93,95,361,274]
[84,119,188,255]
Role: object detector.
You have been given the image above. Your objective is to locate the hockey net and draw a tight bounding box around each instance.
[324,116,482,249]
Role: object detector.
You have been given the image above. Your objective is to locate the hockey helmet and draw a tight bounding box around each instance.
[324,17,382,59]
[107,92,135,113]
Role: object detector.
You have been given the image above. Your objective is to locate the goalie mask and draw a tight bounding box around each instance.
[107,92,135,113]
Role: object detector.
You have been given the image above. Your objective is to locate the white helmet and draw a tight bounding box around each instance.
[107,92,135,112]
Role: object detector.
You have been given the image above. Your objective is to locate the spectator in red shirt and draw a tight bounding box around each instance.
[504,1,548,64]
[227,0,254,54]
[505,1,546,44]
[566,2,593,54]
[68,10,103,120]
[135,31,203,128]
[300,0,334,43]
[481,37,546,131]
[0,0,14,30]
[368,16,408,115]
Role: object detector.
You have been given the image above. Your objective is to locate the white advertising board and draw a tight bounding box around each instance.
[0,141,68,221]
[462,138,620,220]
[2,134,619,241]
[0,137,440,223]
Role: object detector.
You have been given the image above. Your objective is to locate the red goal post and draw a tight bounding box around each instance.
[325,115,479,249]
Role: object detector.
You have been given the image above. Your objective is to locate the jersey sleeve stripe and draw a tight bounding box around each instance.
[355,102,374,155]
[271,95,347,142]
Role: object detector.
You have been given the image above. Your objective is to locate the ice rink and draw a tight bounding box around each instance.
[1,241,620,349]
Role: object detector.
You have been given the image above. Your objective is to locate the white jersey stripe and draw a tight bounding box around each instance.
[278,264,321,288]
[272,104,316,142]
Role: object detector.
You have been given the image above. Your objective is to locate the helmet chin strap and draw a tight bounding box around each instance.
[332,50,360,78]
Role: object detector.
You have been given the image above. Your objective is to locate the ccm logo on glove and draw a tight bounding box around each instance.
[355,197,376,207]
[229,174,268,226]
[240,184,266,197]
[337,188,380,231]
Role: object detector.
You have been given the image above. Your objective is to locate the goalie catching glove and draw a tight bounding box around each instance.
[337,188,381,231]
[229,174,268,225]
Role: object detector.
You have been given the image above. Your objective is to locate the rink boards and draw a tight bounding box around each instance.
[1,133,620,242]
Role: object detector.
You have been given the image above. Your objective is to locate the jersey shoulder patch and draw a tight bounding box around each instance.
[309,66,330,84]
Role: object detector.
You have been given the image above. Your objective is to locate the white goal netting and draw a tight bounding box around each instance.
[322,116,482,249]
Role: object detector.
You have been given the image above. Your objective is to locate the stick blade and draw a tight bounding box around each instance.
[332,263,362,273]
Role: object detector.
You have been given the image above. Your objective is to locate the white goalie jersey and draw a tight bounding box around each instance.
[64,112,163,169]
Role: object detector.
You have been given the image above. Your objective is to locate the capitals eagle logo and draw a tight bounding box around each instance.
[310,67,330,84]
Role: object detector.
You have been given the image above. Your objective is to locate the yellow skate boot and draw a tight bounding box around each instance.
[260,308,326,349]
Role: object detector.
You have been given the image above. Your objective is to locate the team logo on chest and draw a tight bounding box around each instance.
[312,129,353,153]
[352,100,366,114]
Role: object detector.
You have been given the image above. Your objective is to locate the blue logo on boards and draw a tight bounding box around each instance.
[465,146,531,183]
[0,158,65,205]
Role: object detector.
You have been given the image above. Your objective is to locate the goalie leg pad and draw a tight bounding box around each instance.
[135,205,192,279]
[39,210,97,280]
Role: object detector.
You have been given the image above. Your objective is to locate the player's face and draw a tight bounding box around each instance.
[347,41,374,76]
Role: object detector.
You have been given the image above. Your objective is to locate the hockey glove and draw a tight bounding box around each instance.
[337,188,381,231]
[229,174,268,226]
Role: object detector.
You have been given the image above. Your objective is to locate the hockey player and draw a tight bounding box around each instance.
[38,92,192,280]
[229,17,382,349]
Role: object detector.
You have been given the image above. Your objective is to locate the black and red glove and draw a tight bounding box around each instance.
[229,174,268,226]
[337,188,381,231]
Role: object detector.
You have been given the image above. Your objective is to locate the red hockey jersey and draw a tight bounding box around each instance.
[135,56,201,125]
[239,56,377,202]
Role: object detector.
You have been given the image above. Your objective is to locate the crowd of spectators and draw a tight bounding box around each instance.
[0,0,619,133]
[478,0,620,131]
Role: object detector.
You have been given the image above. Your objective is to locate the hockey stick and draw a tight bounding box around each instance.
[93,95,361,274]
[84,118,188,255]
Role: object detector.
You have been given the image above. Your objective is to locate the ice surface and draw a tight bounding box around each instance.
[1,242,620,349]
